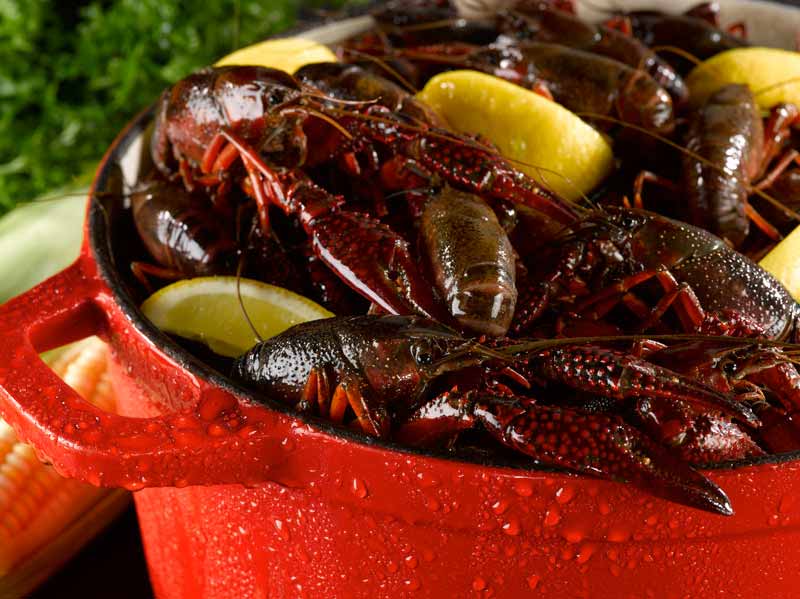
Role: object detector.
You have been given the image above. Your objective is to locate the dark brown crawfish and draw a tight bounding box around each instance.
[497,2,689,107]
[511,207,800,342]
[683,84,800,247]
[131,179,239,281]
[231,314,769,515]
[130,177,305,294]
[366,40,674,133]
[603,3,749,75]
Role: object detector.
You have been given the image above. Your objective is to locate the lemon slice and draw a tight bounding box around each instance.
[215,36,337,73]
[687,47,800,109]
[416,70,614,201]
[141,277,333,357]
[760,226,800,302]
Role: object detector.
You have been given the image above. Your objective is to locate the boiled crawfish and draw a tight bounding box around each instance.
[148,63,579,334]
[511,207,800,341]
[231,314,775,515]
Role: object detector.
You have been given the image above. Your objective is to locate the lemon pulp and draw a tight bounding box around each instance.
[141,277,333,357]
[687,47,800,109]
[760,226,800,302]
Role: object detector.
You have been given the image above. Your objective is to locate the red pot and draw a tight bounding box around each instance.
[3,37,800,599]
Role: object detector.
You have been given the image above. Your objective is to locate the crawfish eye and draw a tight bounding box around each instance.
[411,343,434,365]
[411,339,446,366]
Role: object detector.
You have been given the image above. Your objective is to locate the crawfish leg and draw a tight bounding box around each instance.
[528,345,759,426]
[473,392,733,515]
[571,267,705,333]
[217,130,290,235]
[302,366,389,438]
[280,173,447,321]
[130,262,187,293]
[394,390,476,447]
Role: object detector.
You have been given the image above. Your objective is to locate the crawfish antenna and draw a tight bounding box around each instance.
[235,224,263,345]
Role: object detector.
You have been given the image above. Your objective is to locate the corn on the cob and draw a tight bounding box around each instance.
[0,338,130,598]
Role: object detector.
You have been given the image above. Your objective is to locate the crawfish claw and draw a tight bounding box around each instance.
[529,345,760,428]
[310,211,446,321]
[475,394,733,515]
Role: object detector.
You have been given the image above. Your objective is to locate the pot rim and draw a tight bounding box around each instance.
[85,6,800,479]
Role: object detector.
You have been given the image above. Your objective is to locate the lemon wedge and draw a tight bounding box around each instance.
[214,36,337,73]
[760,226,800,302]
[141,277,333,357]
[416,70,614,201]
[687,47,800,109]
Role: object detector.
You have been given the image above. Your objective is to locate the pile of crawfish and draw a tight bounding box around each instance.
[129,0,800,514]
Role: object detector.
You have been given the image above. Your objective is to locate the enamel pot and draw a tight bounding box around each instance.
[2,3,800,598]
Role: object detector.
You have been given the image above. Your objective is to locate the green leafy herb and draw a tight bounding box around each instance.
[0,0,353,213]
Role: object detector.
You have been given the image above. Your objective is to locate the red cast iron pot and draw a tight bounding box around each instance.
[3,10,800,599]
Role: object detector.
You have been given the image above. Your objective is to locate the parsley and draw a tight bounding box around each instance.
[0,0,353,212]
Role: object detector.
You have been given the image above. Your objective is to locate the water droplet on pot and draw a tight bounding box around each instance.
[527,574,540,590]
[779,494,795,514]
[502,518,521,536]
[472,577,487,591]
[273,519,290,541]
[576,543,597,564]
[543,506,561,527]
[492,498,510,515]
[513,479,534,497]
[352,477,368,499]
[555,485,575,504]
[425,496,441,511]
[668,518,679,529]
[405,555,418,569]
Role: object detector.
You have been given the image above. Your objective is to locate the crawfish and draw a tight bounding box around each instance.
[131,178,239,282]
[643,339,800,457]
[419,186,517,337]
[604,3,749,75]
[683,84,800,247]
[130,177,305,293]
[496,2,689,107]
[152,62,576,334]
[369,40,674,133]
[512,207,800,342]
[231,314,766,514]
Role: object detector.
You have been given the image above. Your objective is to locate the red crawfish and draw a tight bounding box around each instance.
[641,339,800,457]
[149,64,576,329]
[682,84,800,247]
[511,207,800,342]
[231,314,768,514]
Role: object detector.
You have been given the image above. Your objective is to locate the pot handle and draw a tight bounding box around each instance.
[0,259,281,489]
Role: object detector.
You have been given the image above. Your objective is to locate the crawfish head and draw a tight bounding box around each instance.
[232,315,498,423]
[151,65,310,174]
